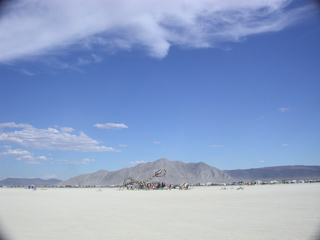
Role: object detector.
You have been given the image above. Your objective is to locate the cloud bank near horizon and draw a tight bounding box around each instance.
[0,122,118,152]
[0,0,313,63]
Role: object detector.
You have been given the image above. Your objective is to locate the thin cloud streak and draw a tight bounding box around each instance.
[94,123,128,130]
[19,68,36,76]
[25,161,41,165]
[210,145,223,148]
[128,161,145,165]
[45,174,57,179]
[0,122,32,128]
[0,0,314,63]
[279,107,289,112]
[68,158,96,165]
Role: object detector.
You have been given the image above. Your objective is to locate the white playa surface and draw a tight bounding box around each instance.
[0,184,319,240]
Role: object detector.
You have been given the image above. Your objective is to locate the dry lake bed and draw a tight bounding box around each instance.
[0,183,319,240]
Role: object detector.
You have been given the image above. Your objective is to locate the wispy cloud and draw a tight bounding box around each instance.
[0,148,37,164]
[57,126,75,133]
[68,158,96,165]
[19,68,36,76]
[128,161,145,165]
[57,160,69,164]
[153,141,161,144]
[81,158,95,164]
[25,161,41,165]
[1,145,12,149]
[0,0,314,63]
[0,148,33,157]
[0,122,119,152]
[282,144,289,146]
[279,108,289,112]
[76,54,103,66]
[0,122,32,128]
[91,54,102,63]
[119,144,127,147]
[210,145,223,148]
[45,174,57,179]
[0,148,51,164]
[94,123,128,130]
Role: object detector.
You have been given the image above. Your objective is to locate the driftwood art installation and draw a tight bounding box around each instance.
[120,168,166,190]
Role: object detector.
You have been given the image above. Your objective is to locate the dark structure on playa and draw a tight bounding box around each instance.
[121,168,167,190]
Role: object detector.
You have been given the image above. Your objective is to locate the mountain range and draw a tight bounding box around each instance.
[1,159,319,186]
[57,159,320,186]
[58,158,232,186]
[0,178,61,186]
[225,165,320,181]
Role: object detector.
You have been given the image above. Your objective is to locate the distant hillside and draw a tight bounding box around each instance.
[57,169,110,186]
[225,165,320,181]
[58,158,233,186]
[0,178,62,186]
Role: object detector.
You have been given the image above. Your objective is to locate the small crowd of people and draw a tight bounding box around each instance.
[126,182,189,190]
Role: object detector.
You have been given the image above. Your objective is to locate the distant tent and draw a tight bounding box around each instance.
[29,184,35,189]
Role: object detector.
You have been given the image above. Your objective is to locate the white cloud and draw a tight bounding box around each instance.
[210,145,223,148]
[68,161,80,165]
[75,54,103,66]
[0,122,119,152]
[81,158,95,164]
[0,148,52,163]
[129,161,145,165]
[58,127,75,132]
[153,141,161,144]
[1,145,11,149]
[68,158,96,165]
[57,159,68,163]
[0,148,33,157]
[94,123,128,130]
[17,155,35,161]
[20,68,36,76]
[260,160,265,163]
[119,144,127,147]
[45,174,57,179]
[25,161,41,165]
[279,108,289,112]
[91,54,102,62]
[0,122,32,128]
[0,0,314,63]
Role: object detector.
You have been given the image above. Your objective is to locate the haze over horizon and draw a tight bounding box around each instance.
[0,0,319,180]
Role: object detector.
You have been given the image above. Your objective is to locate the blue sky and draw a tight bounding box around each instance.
[0,0,319,180]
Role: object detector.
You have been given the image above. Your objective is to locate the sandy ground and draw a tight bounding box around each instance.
[0,184,319,240]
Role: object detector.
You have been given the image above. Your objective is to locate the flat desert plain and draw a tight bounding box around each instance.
[0,183,319,240]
